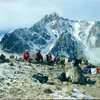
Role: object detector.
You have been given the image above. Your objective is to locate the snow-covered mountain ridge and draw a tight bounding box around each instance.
[1,13,100,63]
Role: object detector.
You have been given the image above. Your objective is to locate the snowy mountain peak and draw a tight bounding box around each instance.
[1,13,100,65]
[39,12,61,26]
[49,12,60,19]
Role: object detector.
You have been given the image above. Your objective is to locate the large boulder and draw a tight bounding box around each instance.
[66,68,86,84]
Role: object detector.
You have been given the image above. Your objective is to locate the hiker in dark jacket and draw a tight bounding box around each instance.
[71,58,82,71]
[35,50,43,62]
[46,53,54,66]
[22,50,30,61]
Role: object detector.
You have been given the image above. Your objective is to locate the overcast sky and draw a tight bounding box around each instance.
[0,0,100,31]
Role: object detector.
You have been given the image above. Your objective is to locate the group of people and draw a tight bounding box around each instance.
[22,50,62,66]
[22,50,43,62]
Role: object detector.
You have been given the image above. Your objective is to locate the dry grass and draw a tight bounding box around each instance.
[67,87,73,94]
[55,85,62,90]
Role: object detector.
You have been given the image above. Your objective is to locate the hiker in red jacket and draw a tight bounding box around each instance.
[54,53,60,64]
[22,50,30,61]
[35,50,43,62]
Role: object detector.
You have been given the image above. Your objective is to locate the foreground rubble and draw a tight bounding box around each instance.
[0,61,100,99]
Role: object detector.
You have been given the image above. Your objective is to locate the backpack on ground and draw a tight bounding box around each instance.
[32,73,48,83]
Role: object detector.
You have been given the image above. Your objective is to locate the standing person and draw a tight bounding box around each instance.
[35,50,43,62]
[22,50,30,62]
[46,53,54,66]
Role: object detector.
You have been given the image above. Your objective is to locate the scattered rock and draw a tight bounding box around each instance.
[43,88,53,94]
[9,62,14,66]
[58,72,70,82]
[0,61,98,99]
[9,55,15,59]
[66,68,86,84]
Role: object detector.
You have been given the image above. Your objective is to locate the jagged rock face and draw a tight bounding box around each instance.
[86,21,100,48]
[1,13,76,56]
[1,13,100,59]
[51,32,83,58]
[75,20,100,48]
[1,29,31,54]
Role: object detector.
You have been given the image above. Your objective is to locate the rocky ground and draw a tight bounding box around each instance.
[0,60,100,99]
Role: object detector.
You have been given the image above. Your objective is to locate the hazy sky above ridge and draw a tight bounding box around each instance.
[0,0,100,31]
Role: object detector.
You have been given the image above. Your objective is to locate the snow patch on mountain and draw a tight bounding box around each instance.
[41,22,58,54]
[73,22,81,41]
[89,36,96,46]
[84,22,94,37]
[0,34,4,41]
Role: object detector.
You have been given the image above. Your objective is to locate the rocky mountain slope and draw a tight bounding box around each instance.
[0,59,100,99]
[0,13,100,59]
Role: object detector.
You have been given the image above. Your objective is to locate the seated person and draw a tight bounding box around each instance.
[46,53,54,66]
[71,58,82,71]
[54,53,60,64]
[60,57,65,65]
[35,50,43,62]
[22,50,30,61]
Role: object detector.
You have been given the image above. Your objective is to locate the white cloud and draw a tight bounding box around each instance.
[0,0,63,30]
[0,0,100,31]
